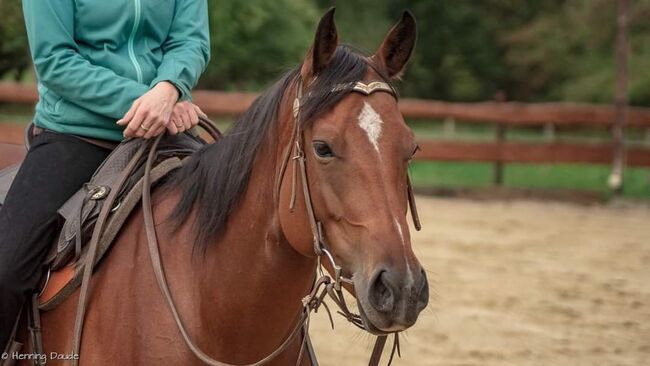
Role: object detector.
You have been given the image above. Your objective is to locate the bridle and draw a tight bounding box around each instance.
[274,77,422,365]
[80,78,422,366]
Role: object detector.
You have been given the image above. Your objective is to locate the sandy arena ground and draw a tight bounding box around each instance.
[309,196,650,366]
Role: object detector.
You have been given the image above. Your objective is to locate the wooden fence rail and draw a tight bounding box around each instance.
[4,82,650,127]
[2,82,650,167]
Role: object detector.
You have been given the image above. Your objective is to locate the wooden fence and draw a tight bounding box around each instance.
[2,82,650,170]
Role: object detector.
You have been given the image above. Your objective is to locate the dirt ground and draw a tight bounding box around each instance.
[309,196,650,366]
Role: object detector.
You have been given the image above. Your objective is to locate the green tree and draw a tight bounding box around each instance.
[504,0,650,105]
[0,0,30,80]
[201,0,319,90]
[0,0,648,106]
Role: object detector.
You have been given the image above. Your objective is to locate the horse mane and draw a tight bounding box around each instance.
[164,45,391,250]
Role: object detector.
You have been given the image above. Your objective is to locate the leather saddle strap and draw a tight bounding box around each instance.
[70,142,147,365]
[27,294,45,366]
[142,135,308,366]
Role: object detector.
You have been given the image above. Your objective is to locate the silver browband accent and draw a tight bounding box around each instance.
[351,81,395,95]
[332,81,395,96]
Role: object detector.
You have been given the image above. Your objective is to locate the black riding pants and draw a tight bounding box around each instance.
[0,131,111,347]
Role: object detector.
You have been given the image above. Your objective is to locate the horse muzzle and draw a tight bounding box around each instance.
[356,265,429,334]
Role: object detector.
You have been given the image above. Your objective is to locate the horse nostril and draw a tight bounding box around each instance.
[417,268,429,310]
[369,270,395,313]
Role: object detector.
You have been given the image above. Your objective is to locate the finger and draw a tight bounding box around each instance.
[175,119,186,134]
[169,117,182,134]
[180,110,192,131]
[154,124,167,137]
[145,124,166,139]
[117,99,141,125]
[124,110,146,138]
[143,125,159,139]
[169,109,180,127]
[143,115,161,139]
[135,115,156,138]
[144,115,167,139]
[187,107,198,128]
[175,106,189,131]
[143,122,158,139]
[166,123,179,135]
[166,120,179,135]
[193,104,208,119]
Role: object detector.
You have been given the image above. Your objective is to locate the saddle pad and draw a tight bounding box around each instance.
[39,157,182,311]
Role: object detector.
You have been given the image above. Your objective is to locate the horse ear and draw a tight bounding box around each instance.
[301,7,339,83]
[374,11,417,79]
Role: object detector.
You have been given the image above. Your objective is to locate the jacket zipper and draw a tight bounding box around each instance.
[127,0,143,83]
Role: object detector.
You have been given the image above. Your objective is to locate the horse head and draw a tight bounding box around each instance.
[279,8,429,334]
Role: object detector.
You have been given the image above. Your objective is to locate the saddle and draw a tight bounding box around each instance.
[0,125,208,310]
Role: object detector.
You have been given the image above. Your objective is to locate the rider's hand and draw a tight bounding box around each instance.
[166,101,208,135]
[117,81,179,139]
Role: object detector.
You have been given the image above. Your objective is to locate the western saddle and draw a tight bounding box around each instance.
[0,124,214,310]
[0,120,222,366]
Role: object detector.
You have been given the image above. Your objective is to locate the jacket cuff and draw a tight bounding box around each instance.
[150,77,192,101]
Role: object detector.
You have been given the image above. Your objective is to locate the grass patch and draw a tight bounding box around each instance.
[410,161,650,199]
[409,162,494,188]
[2,112,649,199]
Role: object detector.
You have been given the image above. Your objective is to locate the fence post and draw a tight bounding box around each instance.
[609,0,629,194]
[442,117,456,138]
[493,91,507,186]
[494,125,507,186]
[543,123,556,141]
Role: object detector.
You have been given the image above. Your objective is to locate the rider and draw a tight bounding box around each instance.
[0,0,210,350]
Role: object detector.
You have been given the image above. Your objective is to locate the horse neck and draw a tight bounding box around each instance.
[195,92,317,353]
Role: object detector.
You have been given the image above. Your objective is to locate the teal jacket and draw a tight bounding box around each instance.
[22,0,210,141]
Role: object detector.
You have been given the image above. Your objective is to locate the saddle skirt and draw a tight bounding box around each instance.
[0,131,205,310]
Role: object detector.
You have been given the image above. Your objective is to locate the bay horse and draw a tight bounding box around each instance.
[17,9,428,365]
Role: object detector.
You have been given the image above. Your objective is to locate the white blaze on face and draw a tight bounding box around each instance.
[357,102,384,152]
[394,217,414,286]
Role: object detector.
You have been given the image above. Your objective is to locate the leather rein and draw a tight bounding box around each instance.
[69,79,421,366]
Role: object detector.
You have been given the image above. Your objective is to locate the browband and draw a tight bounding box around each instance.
[331,81,396,97]
[351,81,395,96]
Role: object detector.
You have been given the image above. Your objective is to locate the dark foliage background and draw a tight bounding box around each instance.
[1,0,649,105]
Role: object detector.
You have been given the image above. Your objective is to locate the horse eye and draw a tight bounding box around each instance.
[313,141,334,158]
